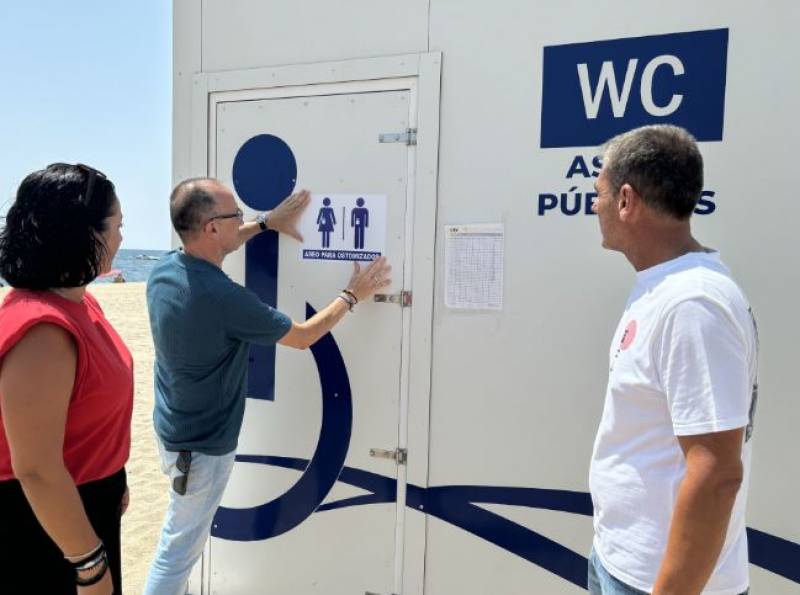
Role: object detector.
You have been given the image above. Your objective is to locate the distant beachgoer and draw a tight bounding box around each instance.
[112,272,126,283]
[0,163,133,595]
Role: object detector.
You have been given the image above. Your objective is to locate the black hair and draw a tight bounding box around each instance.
[0,163,118,288]
[602,125,704,220]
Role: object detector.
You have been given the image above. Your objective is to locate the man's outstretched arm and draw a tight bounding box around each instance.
[279,257,392,350]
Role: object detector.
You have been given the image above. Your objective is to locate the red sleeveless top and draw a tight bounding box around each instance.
[0,289,133,485]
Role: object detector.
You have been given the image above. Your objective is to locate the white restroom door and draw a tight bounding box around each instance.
[209,84,415,595]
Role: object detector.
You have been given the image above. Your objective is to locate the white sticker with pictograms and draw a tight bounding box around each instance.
[298,194,387,262]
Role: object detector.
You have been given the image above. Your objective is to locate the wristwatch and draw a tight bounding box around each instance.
[256,213,268,232]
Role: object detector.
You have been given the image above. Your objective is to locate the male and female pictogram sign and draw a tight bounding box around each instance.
[298,194,387,262]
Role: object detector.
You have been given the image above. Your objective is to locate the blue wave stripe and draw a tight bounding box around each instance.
[423,486,589,588]
[231,454,800,585]
[746,528,800,584]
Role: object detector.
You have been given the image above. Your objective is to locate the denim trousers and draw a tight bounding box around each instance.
[143,442,236,595]
[588,548,749,595]
[588,548,649,595]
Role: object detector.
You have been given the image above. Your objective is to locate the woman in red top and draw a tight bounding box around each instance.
[0,163,134,594]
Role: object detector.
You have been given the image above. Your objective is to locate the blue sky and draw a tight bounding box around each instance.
[0,1,172,249]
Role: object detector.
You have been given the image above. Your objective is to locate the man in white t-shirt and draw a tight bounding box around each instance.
[588,125,757,595]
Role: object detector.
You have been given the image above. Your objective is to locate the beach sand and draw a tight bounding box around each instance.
[92,282,166,594]
[0,282,166,594]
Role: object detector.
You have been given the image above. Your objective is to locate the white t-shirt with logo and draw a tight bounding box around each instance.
[589,251,758,594]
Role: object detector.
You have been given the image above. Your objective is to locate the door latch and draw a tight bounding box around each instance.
[378,128,417,146]
[373,291,412,307]
[369,447,407,466]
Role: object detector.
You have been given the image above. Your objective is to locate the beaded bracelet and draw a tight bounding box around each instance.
[337,292,356,311]
[341,288,359,304]
[75,555,109,587]
[68,542,109,587]
[64,541,103,563]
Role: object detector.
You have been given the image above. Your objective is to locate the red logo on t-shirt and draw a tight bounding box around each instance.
[620,320,637,350]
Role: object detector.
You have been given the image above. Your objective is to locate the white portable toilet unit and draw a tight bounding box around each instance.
[173,1,800,593]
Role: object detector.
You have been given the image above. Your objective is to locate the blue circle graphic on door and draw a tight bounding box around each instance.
[233,133,299,402]
[232,134,297,210]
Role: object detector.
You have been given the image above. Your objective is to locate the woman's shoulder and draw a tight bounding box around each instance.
[2,288,80,317]
[1,289,65,318]
[0,290,81,356]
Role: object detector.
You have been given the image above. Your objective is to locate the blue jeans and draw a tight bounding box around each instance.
[144,443,236,595]
[588,548,648,595]
[588,548,749,595]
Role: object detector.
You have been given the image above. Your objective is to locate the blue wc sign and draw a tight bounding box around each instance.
[298,193,387,262]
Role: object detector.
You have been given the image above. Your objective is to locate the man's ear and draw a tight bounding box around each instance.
[617,183,641,222]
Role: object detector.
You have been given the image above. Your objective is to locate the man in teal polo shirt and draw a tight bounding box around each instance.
[144,178,390,595]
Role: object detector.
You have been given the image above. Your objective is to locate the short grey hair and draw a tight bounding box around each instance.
[169,178,219,240]
[601,125,703,220]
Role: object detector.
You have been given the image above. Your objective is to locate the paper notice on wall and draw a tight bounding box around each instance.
[299,194,387,262]
[444,224,504,310]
